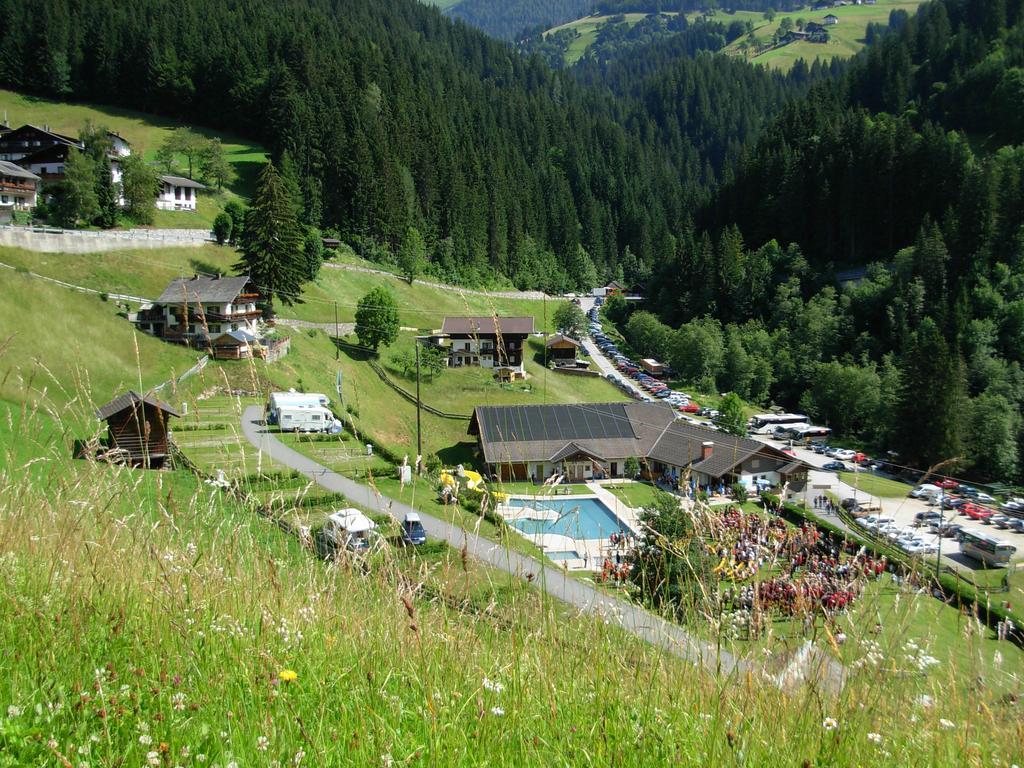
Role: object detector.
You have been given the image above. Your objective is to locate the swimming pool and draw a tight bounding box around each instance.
[507,497,628,540]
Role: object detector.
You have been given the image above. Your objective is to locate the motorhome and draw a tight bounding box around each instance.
[267,391,330,424]
[960,530,1017,567]
[277,405,339,433]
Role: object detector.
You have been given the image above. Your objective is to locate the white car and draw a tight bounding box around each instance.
[833,449,857,461]
[910,484,941,499]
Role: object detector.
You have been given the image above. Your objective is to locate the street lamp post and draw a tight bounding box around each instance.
[935,486,944,577]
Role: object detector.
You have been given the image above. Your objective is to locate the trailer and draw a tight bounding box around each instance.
[277,405,339,433]
[641,358,665,377]
[267,391,330,424]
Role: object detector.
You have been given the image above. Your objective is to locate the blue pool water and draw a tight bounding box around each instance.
[546,550,580,561]
[508,497,628,540]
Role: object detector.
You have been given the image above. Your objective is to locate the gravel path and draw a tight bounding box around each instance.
[323,262,551,300]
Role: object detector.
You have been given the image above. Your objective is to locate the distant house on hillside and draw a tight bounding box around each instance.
[137,274,262,345]
[157,175,206,212]
[824,13,840,25]
[545,333,581,362]
[440,316,534,370]
[95,390,180,469]
[0,161,40,210]
[0,124,130,190]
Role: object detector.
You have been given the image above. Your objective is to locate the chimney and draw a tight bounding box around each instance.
[701,441,714,461]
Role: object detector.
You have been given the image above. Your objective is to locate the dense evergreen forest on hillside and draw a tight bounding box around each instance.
[0,0,810,292]
[446,0,593,41]
[626,0,1024,480]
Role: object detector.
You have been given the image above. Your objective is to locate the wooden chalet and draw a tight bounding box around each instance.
[545,333,581,361]
[440,315,534,369]
[95,391,180,469]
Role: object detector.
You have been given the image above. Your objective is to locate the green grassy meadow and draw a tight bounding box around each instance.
[0,89,267,226]
[840,470,914,498]
[717,1,929,71]
[546,12,674,63]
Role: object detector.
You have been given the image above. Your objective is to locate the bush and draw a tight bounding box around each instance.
[213,212,233,245]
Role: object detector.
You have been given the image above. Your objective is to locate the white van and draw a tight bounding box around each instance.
[267,391,330,424]
[278,405,338,433]
[909,484,941,500]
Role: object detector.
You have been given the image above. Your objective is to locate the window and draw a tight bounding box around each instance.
[1,196,6,204]
[175,186,181,200]
[184,187,191,201]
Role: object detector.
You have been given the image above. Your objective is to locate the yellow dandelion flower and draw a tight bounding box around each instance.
[280,669,298,683]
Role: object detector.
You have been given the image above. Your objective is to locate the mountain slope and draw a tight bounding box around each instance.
[446,0,593,40]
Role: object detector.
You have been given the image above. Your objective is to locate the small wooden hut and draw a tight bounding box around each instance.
[95,391,180,469]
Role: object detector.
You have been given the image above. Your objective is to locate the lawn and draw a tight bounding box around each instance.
[840,470,913,498]
[0,88,267,223]
[606,481,661,509]
[718,1,929,71]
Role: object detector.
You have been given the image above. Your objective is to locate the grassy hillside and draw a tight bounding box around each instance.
[2,392,1022,765]
[716,1,928,71]
[0,89,267,227]
[546,12,674,63]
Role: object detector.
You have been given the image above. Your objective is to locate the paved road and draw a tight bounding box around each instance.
[275,318,356,335]
[241,406,840,687]
[577,296,653,402]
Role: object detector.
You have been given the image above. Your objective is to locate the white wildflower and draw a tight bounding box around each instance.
[482,677,504,694]
[170,692,186,711]
[293,750,306,765]
[490,706,505,716]
[867,732,882,745]
[916,694,934,708]
[138,734,153,746]
[939,718,956,730]
[6,705,21,718]
[257,736,269,752]
[822,717,838,731]
[146,752,160,766]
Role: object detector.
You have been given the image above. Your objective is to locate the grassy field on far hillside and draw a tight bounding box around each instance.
[546,12,675,63]
[0,89,267,226]
[715,1,928,71]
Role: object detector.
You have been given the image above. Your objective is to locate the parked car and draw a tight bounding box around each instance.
[822,461,847,471]
[962,503,994,521]
[935,479,959,490]
[909,484,942,500]
[833,449,857,461]
[401,512,427,546]
[1007,519,1024,534]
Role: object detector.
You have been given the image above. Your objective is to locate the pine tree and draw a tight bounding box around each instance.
[120,153,159,225]
[94,155,119,228]
[235,163,304,315]
[893,317,965,469]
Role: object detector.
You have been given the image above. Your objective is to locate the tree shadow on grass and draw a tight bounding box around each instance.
[189,258,229,276]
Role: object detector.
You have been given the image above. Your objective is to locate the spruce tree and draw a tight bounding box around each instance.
[95,155,119,228]
[235,163,304,315]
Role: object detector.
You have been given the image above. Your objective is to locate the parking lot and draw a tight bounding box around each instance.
[758,436,1024,569]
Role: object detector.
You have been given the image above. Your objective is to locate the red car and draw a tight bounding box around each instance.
[679,403,699,413]
[962,503,993,521]
[935,479,959,490]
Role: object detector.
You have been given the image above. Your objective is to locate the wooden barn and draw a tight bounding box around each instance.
[546,333,581,361]
[95,391,180,469]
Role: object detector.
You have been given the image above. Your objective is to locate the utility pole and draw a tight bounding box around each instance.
[334,301,339,360]
[415,341,422,463]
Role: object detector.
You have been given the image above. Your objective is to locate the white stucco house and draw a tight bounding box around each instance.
[0,160,40,210]
[157,175,206,212]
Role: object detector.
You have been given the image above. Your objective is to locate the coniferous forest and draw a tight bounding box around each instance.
[3,0,1024,477]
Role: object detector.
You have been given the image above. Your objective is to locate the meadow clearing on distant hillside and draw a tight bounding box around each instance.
[716,0,929,71]
[0,89,267,225]
[545,12,675,63]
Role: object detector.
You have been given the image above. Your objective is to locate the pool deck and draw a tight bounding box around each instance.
[498,483,644,571]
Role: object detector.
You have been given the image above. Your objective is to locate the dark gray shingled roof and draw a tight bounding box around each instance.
[0,160,40,180]
[441,316,535,336]
[470,402,805,478]
[157,275,253,304]
[96,390,180,421]
[160,174,207,189]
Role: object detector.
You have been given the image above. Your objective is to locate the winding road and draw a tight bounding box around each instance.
[240,407,844,692]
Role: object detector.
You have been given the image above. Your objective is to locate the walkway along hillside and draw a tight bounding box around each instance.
[239,406,846,694]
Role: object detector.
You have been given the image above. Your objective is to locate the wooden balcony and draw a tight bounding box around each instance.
[0,180,36,193]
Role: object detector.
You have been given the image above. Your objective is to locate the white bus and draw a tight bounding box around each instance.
[960,530,1017,567]
[267,391,330,424]
[750,413,810,433]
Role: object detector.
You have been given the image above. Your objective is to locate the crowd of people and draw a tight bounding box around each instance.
[708,505,888,623]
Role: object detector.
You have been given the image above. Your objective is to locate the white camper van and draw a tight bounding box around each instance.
[322,509,383,553]
[267,391,330,424]
[277,405,339,433]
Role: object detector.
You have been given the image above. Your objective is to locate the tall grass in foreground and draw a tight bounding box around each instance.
[0,403,1022,766]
